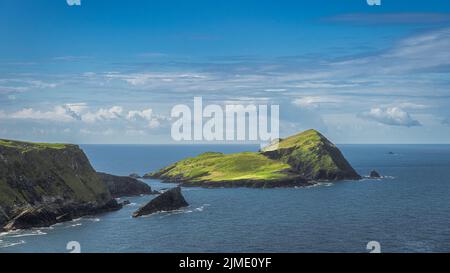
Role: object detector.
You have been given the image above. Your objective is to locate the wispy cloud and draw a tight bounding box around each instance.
[293,96,342,109]
[359,107,422,127]
[0,104,167,130]
[325,13,450,25]
[8,106,75,122]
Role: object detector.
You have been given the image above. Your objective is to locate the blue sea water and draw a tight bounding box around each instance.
[1,144,450,253]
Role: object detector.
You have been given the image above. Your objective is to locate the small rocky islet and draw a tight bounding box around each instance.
[0,129,369,231]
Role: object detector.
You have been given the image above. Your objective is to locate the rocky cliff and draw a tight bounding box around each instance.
[133,187,188,217]
[97,172,155,198]
[0,139,121,230]
[261,129,361,180]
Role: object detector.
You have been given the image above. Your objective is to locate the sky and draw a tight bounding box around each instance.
[1,0,450,144]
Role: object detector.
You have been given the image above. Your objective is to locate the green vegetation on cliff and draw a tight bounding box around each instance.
[261,129,361,180]
[148,152,293,182]
[0,139,69,151]
[0,139,117,229]
[147,129,360,186]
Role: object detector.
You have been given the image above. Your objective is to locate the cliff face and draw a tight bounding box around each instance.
[261,130,361,180]
[0,139,120,230]
[96,172,154,198]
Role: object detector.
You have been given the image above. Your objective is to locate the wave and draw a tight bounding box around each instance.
[10,229,47,238]
[361,175,396,181]
[144,204,210,218]
[0,239,25,248]
[304,182,334,188]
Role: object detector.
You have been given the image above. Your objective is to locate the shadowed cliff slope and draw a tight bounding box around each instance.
[0,139,120,230]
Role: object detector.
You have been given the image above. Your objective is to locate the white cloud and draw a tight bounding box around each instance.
[106,72,208,86]
[147,118,161,129]
[81,106,123,123]
[9,106,75,122]
[360,107,421,127]
[126,108,165,129]
[293,96,341,109]
[63,103,88,120]
[127,109,153,121]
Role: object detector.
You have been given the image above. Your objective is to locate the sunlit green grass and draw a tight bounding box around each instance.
[149,151,292,182]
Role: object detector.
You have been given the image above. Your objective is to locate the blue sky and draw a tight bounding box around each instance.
[1,0,450,143]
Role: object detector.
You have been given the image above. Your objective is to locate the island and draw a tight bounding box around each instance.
[144,129,361,188]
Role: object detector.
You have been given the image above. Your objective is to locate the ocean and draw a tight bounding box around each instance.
[1,144,450,253]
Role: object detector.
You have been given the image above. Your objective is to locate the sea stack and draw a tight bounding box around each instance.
[133,187,188,217]
[369,170,381,178]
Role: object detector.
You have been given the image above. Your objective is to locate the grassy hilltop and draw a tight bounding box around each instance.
[146,129,361,187]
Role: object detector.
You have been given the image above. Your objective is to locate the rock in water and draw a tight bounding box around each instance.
[133,187,188,217]
[97,172,154,198]
[0,139,121,231]
[369,170,381,178]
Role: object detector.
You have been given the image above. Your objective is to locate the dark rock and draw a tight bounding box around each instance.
[388,152,395,155]
[120,200,131,206]
[132,187,188,217]
[56,213,72,222]
[369,170,381,178]
[3,200,122,231]
[97,172,153,198]
[3,206,59,231]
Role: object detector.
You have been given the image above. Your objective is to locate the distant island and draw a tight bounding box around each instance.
[145,129,361,187]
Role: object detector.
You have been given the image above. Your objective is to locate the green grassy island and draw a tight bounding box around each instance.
[145,129,361,188]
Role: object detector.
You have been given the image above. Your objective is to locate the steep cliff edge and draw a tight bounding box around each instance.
[261,129,361,180]
[96,172,155,198]
[0,139,121,230]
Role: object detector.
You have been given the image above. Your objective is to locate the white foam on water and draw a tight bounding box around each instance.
[0,239,25,248]
[194,204,210,212]
[10,229,47,238]
[362,175,396,181]
[304,182,334,189]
